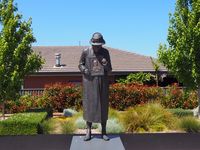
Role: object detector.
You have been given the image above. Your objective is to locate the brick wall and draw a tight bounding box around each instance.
[24,75,115,88]
[24,76,82,88]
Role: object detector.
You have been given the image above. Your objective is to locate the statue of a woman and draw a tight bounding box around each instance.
[78,32,112,141]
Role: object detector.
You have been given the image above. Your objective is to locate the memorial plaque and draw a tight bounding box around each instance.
[88,56,104,76]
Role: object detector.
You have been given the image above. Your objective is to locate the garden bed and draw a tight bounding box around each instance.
[39,104,200,135]
[0,83,199,135]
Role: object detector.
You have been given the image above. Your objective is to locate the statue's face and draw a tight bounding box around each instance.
[92,45,102,52]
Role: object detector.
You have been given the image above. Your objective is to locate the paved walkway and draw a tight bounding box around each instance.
[0,133,200,150]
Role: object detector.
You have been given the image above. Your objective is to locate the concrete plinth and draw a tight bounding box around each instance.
[70,135,125,150]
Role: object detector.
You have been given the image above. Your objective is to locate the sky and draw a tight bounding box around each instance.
[14,0,176,58]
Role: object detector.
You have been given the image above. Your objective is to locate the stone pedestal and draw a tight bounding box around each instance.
[70,135,125,150]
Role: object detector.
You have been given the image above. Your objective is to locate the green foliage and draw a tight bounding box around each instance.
[0,0,43,116]
[117,72,155,84]
[150,57,161,86]
[158,0,200,90]
[0,112,47,135]
[150,57,160,72]
[178,116,200,132]
[168,108,193,118]
[39,83,82,112]
[122,103,177,133]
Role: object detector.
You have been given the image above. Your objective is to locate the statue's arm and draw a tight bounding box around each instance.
[78,49,89,75]
[104,51,112,74]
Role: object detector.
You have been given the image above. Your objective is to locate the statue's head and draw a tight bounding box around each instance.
[90,32,105,46]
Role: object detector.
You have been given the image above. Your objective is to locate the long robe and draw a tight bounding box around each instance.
[78,47,112,123]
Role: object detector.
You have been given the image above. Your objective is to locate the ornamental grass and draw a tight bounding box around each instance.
[122,103,178,133]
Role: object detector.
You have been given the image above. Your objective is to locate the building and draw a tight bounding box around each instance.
[23,46,169,89]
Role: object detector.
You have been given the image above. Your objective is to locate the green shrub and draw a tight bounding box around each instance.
[0,112,47,135]
[98,118,125,133]
[178,117,200,132]
[168,108,193,118]
[116,73,155,84]
[122,103,177,133]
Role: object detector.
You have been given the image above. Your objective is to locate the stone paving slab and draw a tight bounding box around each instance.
[70,135,125,150]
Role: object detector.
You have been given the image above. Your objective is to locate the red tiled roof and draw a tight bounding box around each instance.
[32,46,167,73]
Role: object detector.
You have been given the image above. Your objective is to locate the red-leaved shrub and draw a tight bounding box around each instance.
[161,83,198,109]
[2,94,42,113]
[39,83,82,112]
[1,82,198,114]
[109,83,164,110]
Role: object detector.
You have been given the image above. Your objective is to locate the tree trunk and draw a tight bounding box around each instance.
[198,87,200,117]
[2,102,5,120]
[156,73,159,86]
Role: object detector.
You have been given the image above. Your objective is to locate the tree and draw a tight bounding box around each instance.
[150,57,160,86]
[0,0,44,119]
[158,0,200,114]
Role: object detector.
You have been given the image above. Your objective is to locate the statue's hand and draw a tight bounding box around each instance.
[102,58,108,66]
[84,68,90,75]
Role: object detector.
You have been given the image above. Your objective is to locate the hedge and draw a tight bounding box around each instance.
[109,83,164,110]
[0,112,47,135]
[2,83,198,113]
[39,83,82,112]
[160,84,198,109]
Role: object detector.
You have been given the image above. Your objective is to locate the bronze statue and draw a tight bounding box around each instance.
[78,32,112,141]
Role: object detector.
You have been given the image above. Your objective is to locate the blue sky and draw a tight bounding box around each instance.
[14,0,176,58]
